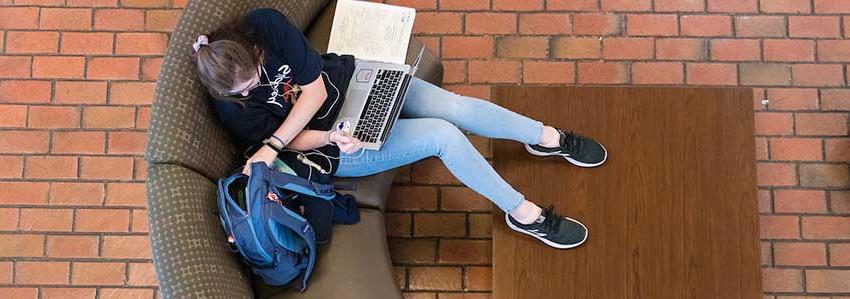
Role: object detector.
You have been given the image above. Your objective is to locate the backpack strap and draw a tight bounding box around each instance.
[218,173,278,269]
[251,162,336,200]
[333,182,356,191]
[217,174,248,253]
[264,203,317,292]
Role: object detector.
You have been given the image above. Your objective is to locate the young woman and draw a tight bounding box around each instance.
[193,8,607,249]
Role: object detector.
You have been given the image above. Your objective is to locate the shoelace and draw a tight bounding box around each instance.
[537,205,562,235]
[559,130,583,154]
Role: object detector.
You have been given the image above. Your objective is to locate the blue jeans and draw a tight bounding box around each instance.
[334,77,545,213]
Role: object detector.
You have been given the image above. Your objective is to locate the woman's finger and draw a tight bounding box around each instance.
[344,143,358,154]
[346,142,362,154]
[340,143,353,154]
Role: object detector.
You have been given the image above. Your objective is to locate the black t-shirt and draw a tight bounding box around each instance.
[212,8,352,176]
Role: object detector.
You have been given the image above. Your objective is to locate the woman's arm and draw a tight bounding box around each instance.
[287,129,363,154]
[287,129,330,151]
[242,78,324,176]
[269,75,328,146]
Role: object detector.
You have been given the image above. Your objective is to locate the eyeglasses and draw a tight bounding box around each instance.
[222,65,265,97]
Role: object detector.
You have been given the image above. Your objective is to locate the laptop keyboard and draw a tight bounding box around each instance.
[354,69,403,143]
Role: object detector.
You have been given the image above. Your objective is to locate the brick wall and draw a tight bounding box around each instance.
[0,0,178,298]
[0,0,848,298]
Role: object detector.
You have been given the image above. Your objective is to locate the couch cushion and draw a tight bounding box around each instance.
[332,168,397,211]
[254,209,402,299]
[146,0,330,180]
[306,0,444,87]
[146,163,255,298]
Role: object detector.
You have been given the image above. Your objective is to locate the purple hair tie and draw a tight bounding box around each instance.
[192,35,209,52]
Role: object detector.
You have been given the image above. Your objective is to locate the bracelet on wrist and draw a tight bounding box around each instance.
[262,138,283,152]
[263,143,283,154]
[269,135,286,148]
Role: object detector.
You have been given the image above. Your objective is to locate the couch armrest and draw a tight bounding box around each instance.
[146,164,254,298]
[147,0,330,180]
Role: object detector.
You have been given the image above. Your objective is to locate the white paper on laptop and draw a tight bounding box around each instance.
[327,0,415,65]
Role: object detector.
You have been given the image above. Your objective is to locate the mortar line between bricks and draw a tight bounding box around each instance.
[460,264,466,290]
[431,34,849,43]
[9,259,15,285]
[455,56,850,66]
[1,29,173,35]
[791,111,798,138]
[65,262,75,294]
[404,266,410,290]
[123,259,130,285]
[802,268,808,293]
[754,185,850,192]
[766,240,774,267]
[826,236,834,267]
[767,292,850,298]
[0,284,158,290]
[1,79,160,85]
[464,212,470,237]
[0,152,144,158]
[0,178,143,184]
[1,203,148,210]
[0,258,153,265]
[784,14,791,39]
[2,53,163,59]
[769,240,850,246]
[69,207,76,232]
[0,228,148,236]
[809,0,816,17]
[8,2,850,298]
[127,208,134,233]
[767,186,777,215]
[34,5,42,30]
[762,264,850,271]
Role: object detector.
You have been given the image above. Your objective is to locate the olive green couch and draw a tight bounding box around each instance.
[144,0,443,298]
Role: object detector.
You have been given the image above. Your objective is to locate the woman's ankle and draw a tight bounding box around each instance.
[509,200,543,224]
[537,126,560,148]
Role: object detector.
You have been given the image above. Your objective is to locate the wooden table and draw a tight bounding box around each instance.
[491,87,761,299]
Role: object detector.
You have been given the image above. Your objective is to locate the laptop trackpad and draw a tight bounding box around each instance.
[355,69,373,83]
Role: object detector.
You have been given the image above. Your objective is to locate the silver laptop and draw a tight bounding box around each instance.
[332,46,425,151]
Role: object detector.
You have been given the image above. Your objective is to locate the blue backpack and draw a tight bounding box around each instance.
[216,161,338,292]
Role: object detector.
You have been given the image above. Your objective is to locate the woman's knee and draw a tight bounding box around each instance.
[421,118,470,156]
[441,92,479,121]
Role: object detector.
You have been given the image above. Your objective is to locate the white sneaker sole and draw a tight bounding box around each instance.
[504,213,588,249]
[524,143,608,168]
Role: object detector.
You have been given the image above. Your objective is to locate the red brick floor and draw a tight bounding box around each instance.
[1,0,849,298]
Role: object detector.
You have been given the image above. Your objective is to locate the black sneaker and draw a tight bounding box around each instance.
[525,128,607,167]
[505,205,588,249]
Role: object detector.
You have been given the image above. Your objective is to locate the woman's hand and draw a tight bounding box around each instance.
[242,144,278,176]
[329,130,363,154]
